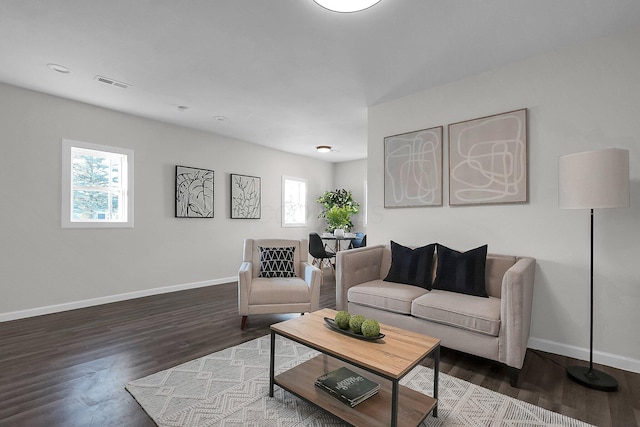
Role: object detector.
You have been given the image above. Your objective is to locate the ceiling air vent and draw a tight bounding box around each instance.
[94,75,131,89]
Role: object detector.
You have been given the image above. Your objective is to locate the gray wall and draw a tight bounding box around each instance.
[0,83,334,318]
[367,26,640,372]
[2,25,638,374]
[334,159,367,232]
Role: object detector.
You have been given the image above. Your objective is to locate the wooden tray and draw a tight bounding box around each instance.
[324,317,385,341]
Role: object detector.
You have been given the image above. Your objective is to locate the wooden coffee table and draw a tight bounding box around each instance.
[269,308,440,427]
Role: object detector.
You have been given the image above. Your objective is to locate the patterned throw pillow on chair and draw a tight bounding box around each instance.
[258,246,296,278]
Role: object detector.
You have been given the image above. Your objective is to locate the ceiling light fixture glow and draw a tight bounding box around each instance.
[316,145,332,153]
[313,0,381,13]
[47,63,70,73]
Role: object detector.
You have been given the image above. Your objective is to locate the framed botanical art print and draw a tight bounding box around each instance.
[230,174,261,219]
[448,109,528,206]
[384,126,443,208]
[175,165,214,218]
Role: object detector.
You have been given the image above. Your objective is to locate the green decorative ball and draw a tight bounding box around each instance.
[361,319,380,337]
[349,314,366,334]
[334,311,351,329]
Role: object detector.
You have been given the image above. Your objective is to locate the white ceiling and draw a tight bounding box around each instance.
[1,1,639,162]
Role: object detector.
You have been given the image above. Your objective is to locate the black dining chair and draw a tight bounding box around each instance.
[309,233,336,274]
[349,232,366,249]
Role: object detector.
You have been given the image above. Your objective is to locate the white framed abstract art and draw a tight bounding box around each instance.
[175,165,214,218]
[230,173,261,219]
[448,109,528,206]
[384,126,443,208]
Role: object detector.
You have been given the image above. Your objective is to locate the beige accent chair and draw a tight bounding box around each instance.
[238,238,322,330]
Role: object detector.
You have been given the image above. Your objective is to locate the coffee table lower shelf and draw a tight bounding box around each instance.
[275,354,437,427]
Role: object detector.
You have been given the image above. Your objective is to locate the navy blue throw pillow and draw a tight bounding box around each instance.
[383,241,436,289]
[432,244,488,297]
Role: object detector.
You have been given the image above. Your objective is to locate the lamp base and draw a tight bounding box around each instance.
[567,366,618,391]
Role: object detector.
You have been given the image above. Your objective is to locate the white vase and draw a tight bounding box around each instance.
[334,228,345,238]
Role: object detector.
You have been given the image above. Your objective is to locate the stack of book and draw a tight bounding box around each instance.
[315,366,380,407]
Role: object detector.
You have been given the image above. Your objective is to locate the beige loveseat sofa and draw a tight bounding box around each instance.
[336,244,536,386]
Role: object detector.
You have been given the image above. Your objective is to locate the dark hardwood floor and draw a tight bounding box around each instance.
[1,271,638,427]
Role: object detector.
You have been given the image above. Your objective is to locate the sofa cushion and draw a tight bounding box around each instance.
[432,244,488,297]
[383,241,436,289]
[249,277,310,304]
[258,246,296,278]
[412,290,501,336]
[348,280,429,315]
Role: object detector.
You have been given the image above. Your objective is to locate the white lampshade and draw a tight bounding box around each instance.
[313,0,382,13]
[558,148,630,209]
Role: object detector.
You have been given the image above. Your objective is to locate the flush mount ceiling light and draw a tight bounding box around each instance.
[316,145,332,153]
[47,63,70,73]
[313,0,381,13]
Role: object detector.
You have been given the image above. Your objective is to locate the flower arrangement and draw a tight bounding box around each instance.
[325,206,352,232]
[317,189,360,232]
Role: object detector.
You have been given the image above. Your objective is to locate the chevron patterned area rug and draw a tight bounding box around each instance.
[126,335,592,427]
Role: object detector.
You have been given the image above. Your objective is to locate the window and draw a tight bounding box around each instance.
[62,139,134,228]
[282,175,307,227]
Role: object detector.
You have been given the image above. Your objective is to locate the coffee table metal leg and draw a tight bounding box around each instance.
[391,379,399,427]
[269,331,276,397]
[433,345,440,417]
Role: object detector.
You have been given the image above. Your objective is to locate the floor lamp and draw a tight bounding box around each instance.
[558,148,629,392]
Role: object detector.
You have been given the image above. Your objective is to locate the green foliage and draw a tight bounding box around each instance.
[317,189,359,232]
[361,319,380,337]
[324,206,352,231]
[317,189,359,212]
[334,311,351,329]
[349,314,366,334]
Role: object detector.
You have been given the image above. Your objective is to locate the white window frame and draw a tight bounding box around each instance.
[281,175,307,227]
[61,139,134,228]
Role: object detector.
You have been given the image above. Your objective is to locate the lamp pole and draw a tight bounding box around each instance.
[565,208,618,391]
[589,208,594,372]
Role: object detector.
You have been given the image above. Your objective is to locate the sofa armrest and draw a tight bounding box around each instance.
[301,261,321,286]
[499,256,536,369]
[335,245,387,311]
[301,261,322,311]
[238,261,253,315]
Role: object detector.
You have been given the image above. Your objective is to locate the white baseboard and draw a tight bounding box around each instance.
[528,336,640,374]
[0,277,236,323]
